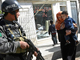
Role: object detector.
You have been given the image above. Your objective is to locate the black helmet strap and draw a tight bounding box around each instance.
[14,12,18,21]
[10,11,17,21]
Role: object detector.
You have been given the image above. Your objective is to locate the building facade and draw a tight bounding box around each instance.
[0,0,79,45]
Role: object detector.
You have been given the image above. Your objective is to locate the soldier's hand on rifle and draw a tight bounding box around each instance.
[20,41,29,49]
[34,51,38,57]
[34,48,39,57]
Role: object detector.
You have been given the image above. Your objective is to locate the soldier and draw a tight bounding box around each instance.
[0,0,37,60]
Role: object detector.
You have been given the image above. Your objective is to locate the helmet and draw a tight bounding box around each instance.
[1,0,21,12]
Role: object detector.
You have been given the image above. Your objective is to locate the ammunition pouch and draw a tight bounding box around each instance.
[4,24,27,53]
[14,36,27,53]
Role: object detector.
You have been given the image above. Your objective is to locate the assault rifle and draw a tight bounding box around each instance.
[24,38,45,60]
[13,21,45,60]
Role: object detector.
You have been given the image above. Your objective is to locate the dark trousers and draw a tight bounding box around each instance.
[0,53,27,60]
[65,34,77,41]
[65,27,78,41]
[52,34,57,44]
[60,35,76,60]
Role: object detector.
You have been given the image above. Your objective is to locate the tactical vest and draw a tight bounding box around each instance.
[3,22,27,53]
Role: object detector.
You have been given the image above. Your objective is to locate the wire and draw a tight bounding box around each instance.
[34,4,45,16]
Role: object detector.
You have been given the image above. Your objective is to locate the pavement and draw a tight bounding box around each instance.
[33,33,80,60]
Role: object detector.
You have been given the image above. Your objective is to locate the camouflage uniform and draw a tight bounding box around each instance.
[0,19,27,60]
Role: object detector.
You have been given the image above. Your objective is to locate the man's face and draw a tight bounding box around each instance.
[15,9,20,18]
[10,9,20,21]
[61,14,67,20]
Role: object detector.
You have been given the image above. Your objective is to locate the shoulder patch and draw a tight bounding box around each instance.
[0,33,2,37]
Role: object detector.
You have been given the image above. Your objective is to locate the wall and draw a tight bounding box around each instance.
[77,0,80,32]
[2,0,5,2]
[66,1,72,17]
[52,3,60,24]
[17,2,37,45]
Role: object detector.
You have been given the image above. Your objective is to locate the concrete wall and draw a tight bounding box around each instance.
[18,2,37,45]
[77,0,80,32]
[52,3,60,24]
[66,1,72,17]
[2,0,5,2]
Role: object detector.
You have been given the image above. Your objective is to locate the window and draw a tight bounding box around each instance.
[60,2,67,11]
[60,6,67,11]
[33,4,52,39]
